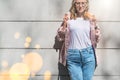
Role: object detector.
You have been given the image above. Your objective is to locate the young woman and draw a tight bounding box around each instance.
[56,0,101,80]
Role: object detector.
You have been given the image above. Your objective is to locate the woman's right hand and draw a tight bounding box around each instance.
[62,13,69,29]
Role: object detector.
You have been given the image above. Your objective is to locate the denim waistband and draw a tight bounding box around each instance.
[68,46,93,52]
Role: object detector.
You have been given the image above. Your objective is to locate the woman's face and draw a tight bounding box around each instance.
[74,0,88,14]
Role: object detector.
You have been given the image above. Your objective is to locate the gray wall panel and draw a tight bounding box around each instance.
[90,0,120,21]
[0,22,61,48]
[0,49,120,80]
[0,0,120,21]
[0,49,120,75]
[95,49,120,75]
[93,76,120,80]
[0,0,70,20]
[0,22,120,48]
[98,22,120,48]
[0,49,59,78]
[0,0,120,80]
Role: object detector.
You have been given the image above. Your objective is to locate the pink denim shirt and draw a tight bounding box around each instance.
[57,16,101,66]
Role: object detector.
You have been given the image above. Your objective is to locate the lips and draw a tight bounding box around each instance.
[78,7,84,13]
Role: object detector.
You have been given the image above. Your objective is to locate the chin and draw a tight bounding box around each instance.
[78,10,84,14]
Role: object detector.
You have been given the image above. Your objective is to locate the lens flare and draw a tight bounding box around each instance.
[23,52,43,73]
[25,37,32,43]
[35,44,41,49]
[24,42,30,48]
[1,60,8,68]
[14,32,20,39]
[84,12,96,21]
[9,63,30,80]
[0,71,10,80]
[44,70,51,80]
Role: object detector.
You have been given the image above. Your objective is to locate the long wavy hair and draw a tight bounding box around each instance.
[69,0,91,20]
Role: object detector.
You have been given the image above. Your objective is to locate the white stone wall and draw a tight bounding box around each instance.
[0,0,120,80]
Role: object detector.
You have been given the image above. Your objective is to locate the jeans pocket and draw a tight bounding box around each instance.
[84,48,95,62]
[88,47,94,54]
[67,49,80,62]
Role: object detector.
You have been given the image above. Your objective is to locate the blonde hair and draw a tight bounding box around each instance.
[69,0,92,20]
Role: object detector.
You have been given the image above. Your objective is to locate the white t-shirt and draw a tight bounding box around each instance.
[67,17,92,49]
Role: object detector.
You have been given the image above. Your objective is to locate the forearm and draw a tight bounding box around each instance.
[56,22,67,41]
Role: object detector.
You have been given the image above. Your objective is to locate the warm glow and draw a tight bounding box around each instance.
[1,60,8,68]
[21,54,25,59]
[9,63,30,80]
[84,12,96,21]
[102,0,112,8]
[0,71,11,80]
[44,70,51,80]
[30,72,36,77]
[35,44,41,49]
[24,42,30,48]
[25,37,32,43]
[14,32,20,39]
[23,52,43,73]
[98,0,113,10]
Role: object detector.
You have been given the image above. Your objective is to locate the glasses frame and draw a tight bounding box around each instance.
[74,2,87,6]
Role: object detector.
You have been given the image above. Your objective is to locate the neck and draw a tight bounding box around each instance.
[76,12,84,18]
[77,15,83,18]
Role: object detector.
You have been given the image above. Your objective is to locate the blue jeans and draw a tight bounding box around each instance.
[66,46,95,80]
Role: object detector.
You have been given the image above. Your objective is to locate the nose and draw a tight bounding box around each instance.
[79,3,83,7]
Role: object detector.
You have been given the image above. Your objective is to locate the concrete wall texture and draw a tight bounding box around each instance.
[0,0,120,80]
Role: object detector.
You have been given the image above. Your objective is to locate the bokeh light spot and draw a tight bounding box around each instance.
[25,37,32,43]
[35,44,41,49]
[0,71,10,80]
[24,42,30,48]
[21,54,25,59]
[14,32,20,39]
[44,70,51,80]
[23,52,43,73]
[9,63,30,80]
[1,60,8,68]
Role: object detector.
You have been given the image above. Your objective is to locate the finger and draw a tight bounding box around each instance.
[63,18,68,22]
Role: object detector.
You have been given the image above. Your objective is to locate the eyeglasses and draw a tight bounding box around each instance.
[75,2,87,6]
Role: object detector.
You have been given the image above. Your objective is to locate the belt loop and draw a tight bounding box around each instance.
[87,47,89,52]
